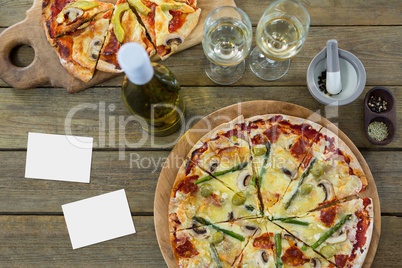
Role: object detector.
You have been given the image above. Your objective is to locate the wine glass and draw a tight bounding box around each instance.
[202,6,252,85]
[249,0,310,81]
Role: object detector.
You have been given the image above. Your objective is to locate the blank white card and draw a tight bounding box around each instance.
[25,132,93,183]
[62,189,136,249]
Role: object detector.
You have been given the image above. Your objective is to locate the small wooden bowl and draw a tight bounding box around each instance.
[364,86,397,145]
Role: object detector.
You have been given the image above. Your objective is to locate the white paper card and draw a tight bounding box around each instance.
[62,189,136,249]
[25,132,93,183]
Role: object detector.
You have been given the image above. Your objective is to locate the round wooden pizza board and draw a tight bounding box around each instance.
[154,100,381,268]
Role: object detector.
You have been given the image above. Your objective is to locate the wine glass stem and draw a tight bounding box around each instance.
[261,56,279,68]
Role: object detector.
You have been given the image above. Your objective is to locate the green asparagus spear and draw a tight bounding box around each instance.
[280,218,310,226]
[258,142,271,185]
[284,158,316,209]
[311,214,352,249]
[194,162,248,185]
[193,216,245,242]
[275,233,283,268]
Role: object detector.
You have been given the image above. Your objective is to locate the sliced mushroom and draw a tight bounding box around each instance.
[261,250,269,263]
[283,233,296,242]
[241,225,261,237]
[317,179,335,202]
[237,170,252,190]
[284,232,304,247]
[207,157,219,173]
[282,167,293,178]
[165,34,184,46]
[282,161,297,180]
[312,258,322,268]
[57,7,84,24]
[326,228,347,244]
[192,223,207,235]
[88,38,103,61]
[256,250,270,266]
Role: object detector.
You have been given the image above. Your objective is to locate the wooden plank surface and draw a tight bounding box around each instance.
[0,86,400,149]
[0,0,401,267]
[0,215,400,267]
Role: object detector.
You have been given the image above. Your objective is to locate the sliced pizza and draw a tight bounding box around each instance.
[53,10,112,82]
[234,220,335,268]
[172,217,262,267]
[272,125,368,217]
[129,0,201,60]
[278,228,336,268]
[272,198,373,268]
[42,0,114,46]
[245,115,322,215]
[168,114,374,268]
[169,156,260,232]
[97,0,155,73]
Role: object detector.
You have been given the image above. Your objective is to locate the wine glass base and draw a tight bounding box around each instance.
[205,60,245,85]
[249,47,291,81]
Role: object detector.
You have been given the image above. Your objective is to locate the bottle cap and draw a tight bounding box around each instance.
[117,42,154,85]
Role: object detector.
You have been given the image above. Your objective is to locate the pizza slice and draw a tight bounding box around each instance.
[278,228,336,268]
[245,115,322,215]
[189,118,263,217]
[272,198,373,268]
[234,219,335,268]
[42,0,114,46]
[169,156,260,233]
[53,10,112,82]
[97,0,155,73]
[272,126,368,217]
[129,0,201,60]
[172,217,263,267]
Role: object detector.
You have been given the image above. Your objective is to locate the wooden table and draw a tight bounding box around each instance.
[0,0,401,267]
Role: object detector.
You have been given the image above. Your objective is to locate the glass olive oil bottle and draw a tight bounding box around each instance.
[117,43,184,136]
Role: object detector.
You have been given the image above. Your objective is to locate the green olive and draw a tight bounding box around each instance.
[252,145,267,156]
[300,184,313,195]
[311,161,326,177]
[232,192,246,206]
[320,245,336,258]
[199,184,213,197]
[211,231,224,244]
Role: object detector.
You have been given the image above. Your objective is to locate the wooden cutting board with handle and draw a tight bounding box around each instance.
[0,0,236,93]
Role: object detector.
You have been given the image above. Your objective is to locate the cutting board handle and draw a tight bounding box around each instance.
[0,2,50,89]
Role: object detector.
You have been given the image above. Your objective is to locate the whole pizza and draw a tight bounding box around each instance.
[168,114,373,268]
[41,0,201,82]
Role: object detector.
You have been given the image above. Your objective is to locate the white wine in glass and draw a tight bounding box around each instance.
[202,6,252,85]
[250,0,310,81]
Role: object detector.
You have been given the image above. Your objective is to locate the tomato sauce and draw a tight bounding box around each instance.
[253,233,274,249]
[335,254,348,267]
[168,10,186,33]
[176,175,198,196]
[251,134,268,145]
[290,136,309,162]
[281,245,309,266]
[56,37,73,60]
[55,0,72,12]
[320,205,338,227]
[103,31,120,55]
[264,125,281,143]
[174,236,199,258]
[349,209,371,262]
